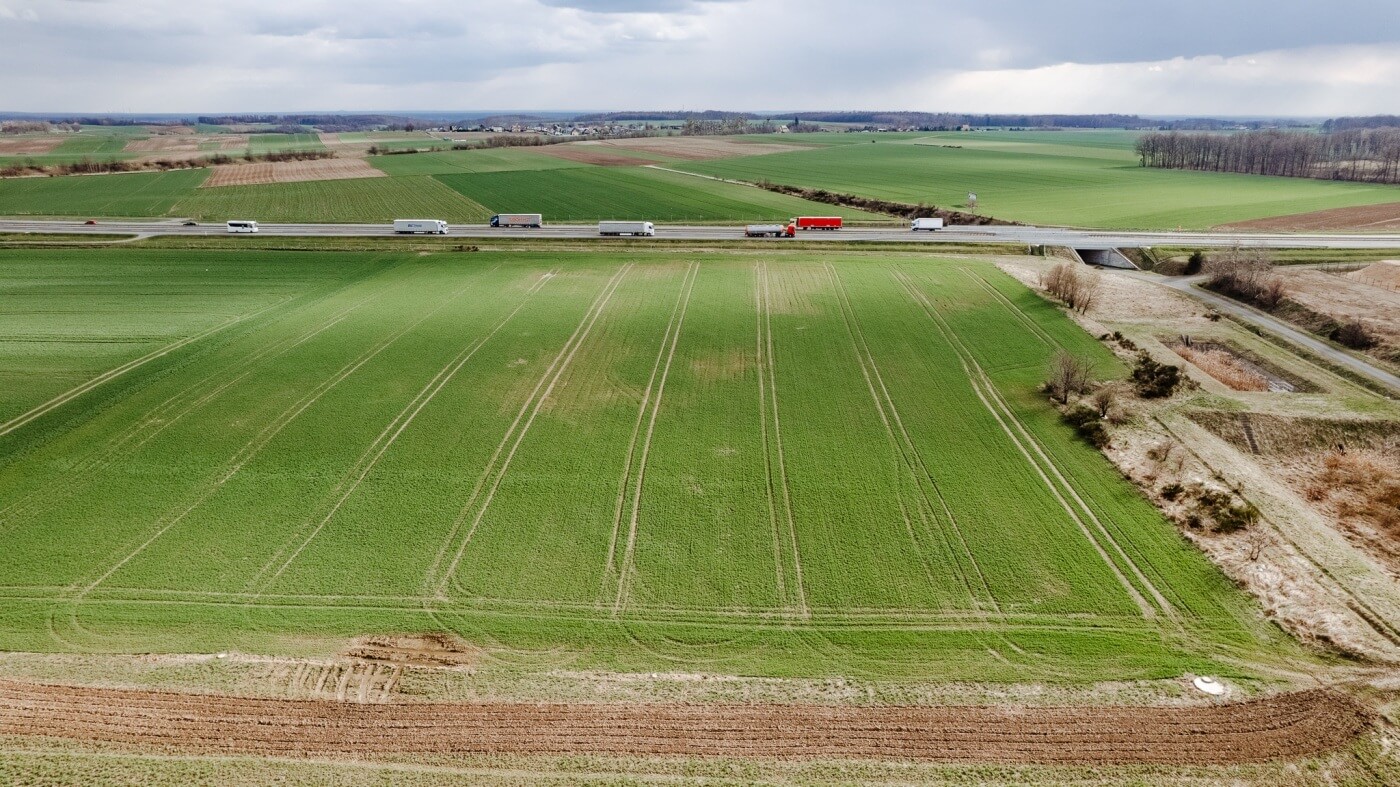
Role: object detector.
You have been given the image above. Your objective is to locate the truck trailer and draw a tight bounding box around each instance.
[911,217,945,231]
[490,213,543,228]
[745,223,795,238]
[792,216,842,231]
[598,221,655,237]
[393,219,449,235]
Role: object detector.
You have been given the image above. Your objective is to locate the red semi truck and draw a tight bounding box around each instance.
[791,216,843,231]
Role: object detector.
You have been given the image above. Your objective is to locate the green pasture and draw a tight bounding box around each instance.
[434,166,891,223]
[689,132,1400,229]
[0,246,1299,681]
[0,169,208,217]
[170,175,493,223]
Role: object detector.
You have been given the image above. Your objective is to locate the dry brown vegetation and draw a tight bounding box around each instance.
[1172,344,1270,391]
[1309,450,1400,535]
[1040,261,1101,313]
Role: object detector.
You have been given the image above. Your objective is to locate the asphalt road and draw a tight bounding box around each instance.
[1135,271,1400,395]
[4,218,1400,249]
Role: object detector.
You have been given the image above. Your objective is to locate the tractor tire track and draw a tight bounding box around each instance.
[426,265,633,599]
[611,263,699,615]
[893,268,1172,622]
[824,262,999,615]
[253,268,558,593]
[756,264,809,617]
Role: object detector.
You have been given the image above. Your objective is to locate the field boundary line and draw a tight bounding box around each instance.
[0,297,294,441]
[611,263,699,616]
[758,264,809,617]
[824,262,999,614]
[892,268,1169,621]
[600,264,697,599]
[69,266,495,598]
[427,264,633,598]
[255,268,558,592]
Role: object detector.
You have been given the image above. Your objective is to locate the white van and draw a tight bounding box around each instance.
[226,220,259,233]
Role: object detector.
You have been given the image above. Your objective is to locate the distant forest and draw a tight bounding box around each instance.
[1134,129,1400,184]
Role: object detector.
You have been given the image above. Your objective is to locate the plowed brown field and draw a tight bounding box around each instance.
[202,158,385,187]
[534,144,659,166]
[0,137,64,155]
[0,680,1369,765]
[1217,202,1400,231]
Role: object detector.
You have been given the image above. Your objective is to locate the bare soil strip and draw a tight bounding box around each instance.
[0,680,1368,765]
[202,159,384,188]
[534,145,660,166]
[1216,202,1400,231]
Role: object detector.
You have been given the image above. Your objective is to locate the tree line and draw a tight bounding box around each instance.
[1134,129,1400,184]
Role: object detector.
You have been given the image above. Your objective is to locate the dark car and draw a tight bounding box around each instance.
[84,220,97,225]
[182,221,197,226]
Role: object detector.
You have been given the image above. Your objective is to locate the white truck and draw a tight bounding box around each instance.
[393,219,449,235]
[490,213,543,228]
[745,223,795,238]
[598,221,654,237]
[911,217,945,231]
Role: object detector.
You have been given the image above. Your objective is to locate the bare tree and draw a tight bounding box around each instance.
[1090,384,1117,418]
[1046,351,1094,404]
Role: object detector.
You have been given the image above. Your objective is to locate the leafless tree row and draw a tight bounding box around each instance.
[1135,129,1400,184]
[1040,262,1100,314]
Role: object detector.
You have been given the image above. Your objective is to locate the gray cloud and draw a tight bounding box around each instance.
[0,0,1395,113]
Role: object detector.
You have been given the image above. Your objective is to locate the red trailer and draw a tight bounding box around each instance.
[791,216,843,231]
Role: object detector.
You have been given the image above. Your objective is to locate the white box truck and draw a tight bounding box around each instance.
[491,213,543,228]
[393,219,449,235]
[598,221,654,237]
[911,217,944,231]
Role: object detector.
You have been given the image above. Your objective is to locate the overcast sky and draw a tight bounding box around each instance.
[2,0,1397,115]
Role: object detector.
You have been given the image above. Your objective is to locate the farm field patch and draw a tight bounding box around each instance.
[434,166,892,223]
[0,246,1295,681]
[171,175,493,223]
[202,157,386,187]
[368,147,586,176]
[0,169,208,217]
[682,133,1400,229]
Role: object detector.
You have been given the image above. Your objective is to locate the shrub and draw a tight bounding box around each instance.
[1130,351,1182,398]
[1061,404,1110,448]
[1185,250,1205,275]
[1161,482,1185,501]
[1332,319,1377,350]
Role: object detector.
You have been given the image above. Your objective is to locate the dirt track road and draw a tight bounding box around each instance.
[0,680,1370,765]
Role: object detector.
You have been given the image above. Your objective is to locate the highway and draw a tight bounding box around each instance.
[4,219,1400,249]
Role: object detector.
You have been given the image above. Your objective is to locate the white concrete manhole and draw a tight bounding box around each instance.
[1192,676,1227,696]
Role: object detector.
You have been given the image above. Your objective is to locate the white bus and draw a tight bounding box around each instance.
[226,220,259,233]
